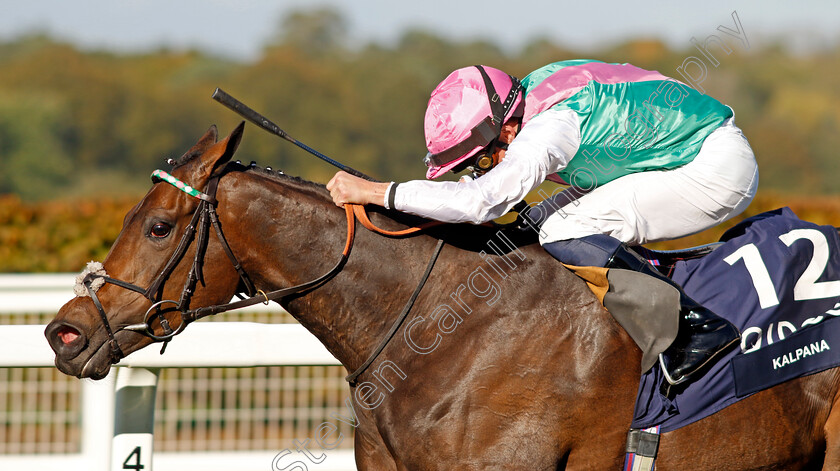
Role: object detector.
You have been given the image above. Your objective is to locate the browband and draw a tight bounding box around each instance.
[151,169,217,205]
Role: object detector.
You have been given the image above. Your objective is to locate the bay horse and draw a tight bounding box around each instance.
[46,124,840,470]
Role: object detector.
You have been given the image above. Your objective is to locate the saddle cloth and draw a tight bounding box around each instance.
[631,207,840,431]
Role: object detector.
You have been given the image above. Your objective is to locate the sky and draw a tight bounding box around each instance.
[1,0,838,60]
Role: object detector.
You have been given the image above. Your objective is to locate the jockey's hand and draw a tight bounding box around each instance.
[327,171,389,208]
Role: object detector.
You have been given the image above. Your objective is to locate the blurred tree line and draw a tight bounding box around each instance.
[1,8,838,201]
[1,8,840,272]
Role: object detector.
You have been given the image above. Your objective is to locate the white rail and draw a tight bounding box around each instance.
[0,274,356,471]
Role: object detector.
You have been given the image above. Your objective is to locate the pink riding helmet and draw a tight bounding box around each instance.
[424,65,524,179]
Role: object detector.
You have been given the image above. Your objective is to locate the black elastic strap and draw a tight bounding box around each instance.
[387,183,399,210]
[475,65,522,126]
[474,65,505,124]
[626,428,660,458]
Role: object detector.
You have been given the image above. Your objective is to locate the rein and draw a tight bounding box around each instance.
[83,167,444,385]
[353,205,443,237]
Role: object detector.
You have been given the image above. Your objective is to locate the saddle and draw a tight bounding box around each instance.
[557,241,726,374]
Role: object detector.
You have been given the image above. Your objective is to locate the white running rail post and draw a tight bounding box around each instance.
[111,367,160,471]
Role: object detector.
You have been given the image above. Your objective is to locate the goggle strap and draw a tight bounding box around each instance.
[425,116,498,167]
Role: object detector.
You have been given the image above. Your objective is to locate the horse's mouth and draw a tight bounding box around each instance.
[53,340,112,379]
[57,330,144,380]
[78,341,116,380]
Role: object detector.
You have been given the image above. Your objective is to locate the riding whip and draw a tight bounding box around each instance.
[211,88,378,182]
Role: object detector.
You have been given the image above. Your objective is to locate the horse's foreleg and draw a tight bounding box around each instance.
[353,424,400,471]
[822,393,840,470]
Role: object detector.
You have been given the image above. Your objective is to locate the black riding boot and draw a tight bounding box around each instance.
[607,244,741,386]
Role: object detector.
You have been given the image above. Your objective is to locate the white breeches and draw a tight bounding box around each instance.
[533,118,759,246]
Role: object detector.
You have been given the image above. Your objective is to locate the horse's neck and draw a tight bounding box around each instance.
[219,172,438,369]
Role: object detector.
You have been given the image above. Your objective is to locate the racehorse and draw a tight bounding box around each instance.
[46,124,840,470]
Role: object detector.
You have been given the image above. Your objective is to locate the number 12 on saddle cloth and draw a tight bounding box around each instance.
[631,207,840,432]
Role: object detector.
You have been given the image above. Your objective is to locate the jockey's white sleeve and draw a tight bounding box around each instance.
[392,109,581,224]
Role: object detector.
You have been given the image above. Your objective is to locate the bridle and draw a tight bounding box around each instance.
[82,163,444,383]
[82,167,259,359]
[82,165,354,361]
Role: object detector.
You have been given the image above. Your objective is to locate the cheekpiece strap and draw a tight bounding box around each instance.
[151,170,217,204]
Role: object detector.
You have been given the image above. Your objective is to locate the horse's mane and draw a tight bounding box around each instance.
[227,160,328,194]
[219,160,541,254]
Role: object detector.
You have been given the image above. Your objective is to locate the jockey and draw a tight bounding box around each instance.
[327,60,759,386]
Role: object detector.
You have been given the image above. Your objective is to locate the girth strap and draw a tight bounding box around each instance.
[345,238,445,385]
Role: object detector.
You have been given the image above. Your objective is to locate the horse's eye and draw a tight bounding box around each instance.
[150,223,171,238]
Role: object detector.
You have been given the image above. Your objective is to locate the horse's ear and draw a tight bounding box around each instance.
[214,121,245,174]
[196,125,219,149]
[197,121,244,179]
[176,123,244,187]
[174,125,219,168]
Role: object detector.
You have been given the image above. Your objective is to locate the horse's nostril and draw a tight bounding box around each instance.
[57,326,81,345]
[46,321,87,358]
